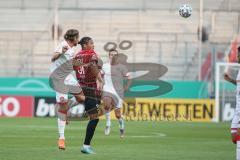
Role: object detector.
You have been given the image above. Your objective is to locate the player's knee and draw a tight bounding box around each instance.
[57,112,67,121]
[103,98,111,110]
[115,113,121,119]
[89,113,99,120]
[104,105,111,111]
[115,115,121,119]
[58,102,69,113]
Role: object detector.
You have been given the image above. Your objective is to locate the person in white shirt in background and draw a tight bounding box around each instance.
[102,49,132,138]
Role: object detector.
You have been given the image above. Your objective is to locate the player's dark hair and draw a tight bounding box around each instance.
[109,48,118,53]
[64,29,79,41]
[238,46,240,53]
[78,37,92,48]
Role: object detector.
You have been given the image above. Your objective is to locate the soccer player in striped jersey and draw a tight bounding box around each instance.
[74,37,104,154]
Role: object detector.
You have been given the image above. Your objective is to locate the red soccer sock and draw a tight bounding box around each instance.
[231,128,239,144]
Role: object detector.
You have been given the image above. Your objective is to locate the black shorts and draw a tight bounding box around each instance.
[82,86,101,114]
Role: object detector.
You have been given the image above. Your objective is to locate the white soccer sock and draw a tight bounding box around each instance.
[58,118,66,139]
[105,112,111,127]
[83,144,90,148]
[118,117,124,130]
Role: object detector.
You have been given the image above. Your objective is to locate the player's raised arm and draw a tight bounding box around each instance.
[51,46,68,62]
[122,65,132,91]
[51,52,61,62]
[124,75,132,91]
[96,57,104,85]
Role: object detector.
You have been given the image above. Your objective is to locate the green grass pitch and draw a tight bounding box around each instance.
[0,118,235,160]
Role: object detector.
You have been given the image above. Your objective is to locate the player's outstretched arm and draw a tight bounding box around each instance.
[224,73,237,85]
[124,76,132,91]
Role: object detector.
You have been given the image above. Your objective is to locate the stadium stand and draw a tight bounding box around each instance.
[0,0,239,80]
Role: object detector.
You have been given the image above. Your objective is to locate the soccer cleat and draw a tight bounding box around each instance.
[81,147,96,154]
[120,129,124,138]
[58,139,65,150]
[105,126,110,136]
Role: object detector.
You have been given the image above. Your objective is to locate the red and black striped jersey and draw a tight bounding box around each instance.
[74,49,100,85]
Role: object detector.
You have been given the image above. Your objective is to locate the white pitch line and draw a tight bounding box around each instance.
[129,132,166,138]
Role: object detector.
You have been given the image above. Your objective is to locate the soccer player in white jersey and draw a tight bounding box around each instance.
[102,49,132,138]
[224,46,240,160]
[50,29,85,150]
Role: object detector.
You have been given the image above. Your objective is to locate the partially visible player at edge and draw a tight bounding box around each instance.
[74,37,104,154]
[224,46,240,160]
[50,29,85,150]
[102,49,132,137]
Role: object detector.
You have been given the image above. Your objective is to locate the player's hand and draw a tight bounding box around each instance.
[62,46,68,54]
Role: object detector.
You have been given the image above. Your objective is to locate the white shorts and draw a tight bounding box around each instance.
[55,74,81,103]
[102,89,124,109]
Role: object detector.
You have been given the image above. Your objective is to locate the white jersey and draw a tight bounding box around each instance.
[50,40,77,81]
[102,62,129,94]
[50,40,75,73]
[102,62,129,108]
[50,40,80,103]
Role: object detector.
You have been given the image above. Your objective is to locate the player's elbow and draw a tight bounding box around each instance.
[51,55,57,62]
[51,57,55,62]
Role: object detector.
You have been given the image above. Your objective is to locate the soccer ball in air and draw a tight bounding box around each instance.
[179,4,192,18]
